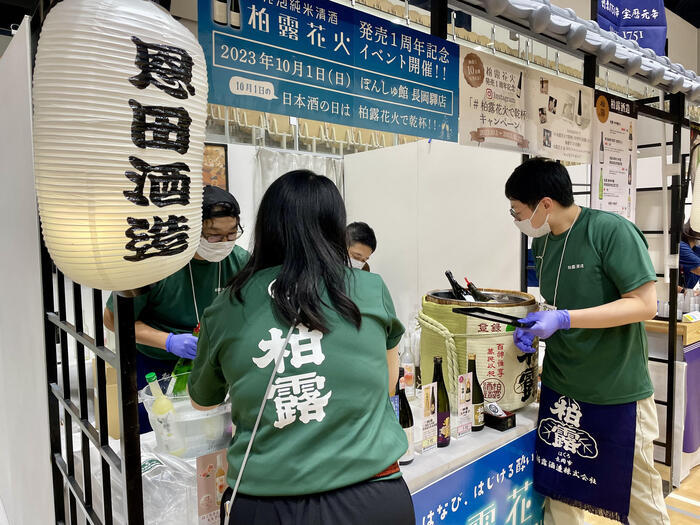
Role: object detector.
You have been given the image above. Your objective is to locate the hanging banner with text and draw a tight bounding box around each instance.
[411,430,544,525]
[590,91,637,222]
[458,49,528,151]
[524,71,594,164]
[597,0,667,56]
[198,0,459,140]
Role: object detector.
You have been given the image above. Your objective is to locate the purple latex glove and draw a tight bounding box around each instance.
[513,329,537,353]
[165,333,198,359]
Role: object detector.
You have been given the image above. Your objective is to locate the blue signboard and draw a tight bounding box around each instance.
[198,0,459,140]
[597,0,667,57]
[411,430,544,525]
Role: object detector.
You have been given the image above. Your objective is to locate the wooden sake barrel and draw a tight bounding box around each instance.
[418,289,538,412]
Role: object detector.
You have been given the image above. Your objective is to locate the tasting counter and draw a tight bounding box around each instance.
[644,319,700,486]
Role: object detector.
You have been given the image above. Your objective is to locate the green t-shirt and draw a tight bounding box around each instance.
[533,207,656,405]
[188,267,407,496]
[106,245,249,360]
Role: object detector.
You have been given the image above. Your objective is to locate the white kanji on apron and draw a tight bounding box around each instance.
[254,324,332,429]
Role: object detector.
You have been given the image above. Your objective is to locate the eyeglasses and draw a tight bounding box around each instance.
[204,224,244,243]
[509,208,518,219]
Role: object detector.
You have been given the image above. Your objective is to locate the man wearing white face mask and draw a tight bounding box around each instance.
[104,185,249,432]
[505,158,667,525]
[346,221,376,271]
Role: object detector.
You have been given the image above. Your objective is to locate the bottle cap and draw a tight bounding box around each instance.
[468,353,476,359]
[145,372,157,383]
[433,356,443,363]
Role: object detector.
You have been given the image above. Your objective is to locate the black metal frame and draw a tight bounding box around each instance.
[41,239,144,525]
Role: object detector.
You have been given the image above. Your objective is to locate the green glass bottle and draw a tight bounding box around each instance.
[468,354,485,431]
[433,357,451,447]
[598,167,604,200]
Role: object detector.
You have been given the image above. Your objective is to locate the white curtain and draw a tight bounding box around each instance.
[254,147,344,208]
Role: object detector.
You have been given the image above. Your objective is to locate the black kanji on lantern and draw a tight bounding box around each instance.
[124,156,191,207]
[124,215,190,261]
[129,36,196,99]
[129,99,192,154]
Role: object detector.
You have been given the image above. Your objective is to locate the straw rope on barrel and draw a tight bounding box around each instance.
[419,289,539,412]
[417,311,464,408]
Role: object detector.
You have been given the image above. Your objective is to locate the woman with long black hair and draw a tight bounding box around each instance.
[188,170,415,525]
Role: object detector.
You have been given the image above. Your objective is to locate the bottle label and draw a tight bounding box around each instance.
[438,413,450,441]
[457,373,473,437]
[474,403,485,426]
[403,364,415,399]
[399,377,406,390]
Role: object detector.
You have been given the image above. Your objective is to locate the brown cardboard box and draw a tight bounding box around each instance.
[92,358,120,440]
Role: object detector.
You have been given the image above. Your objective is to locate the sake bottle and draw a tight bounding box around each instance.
[213,0,227,24]
[468,354,485,431]
[575,90,582,126]
[398,368,415,465]
[433,357,451,447]
[628,123,633,151]
[146,373,185,456]
[628,155,632,186]
[598,167,604,200]
[599,131,605,164]
[464,277,492,302]
[229,0,241,29]
[516,71,522,98]
[445,270,471,301]
[400,339,416,400]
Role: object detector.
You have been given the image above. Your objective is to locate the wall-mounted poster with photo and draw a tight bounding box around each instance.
[590,91,638,222]
[524,72,594,164]
[203,143,228,190]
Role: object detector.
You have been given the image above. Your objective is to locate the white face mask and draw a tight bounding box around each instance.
[514,201,551,238]
[350,258,365,270]
[196,236,235,262]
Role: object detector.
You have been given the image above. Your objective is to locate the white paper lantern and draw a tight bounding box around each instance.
[33,0,208,291]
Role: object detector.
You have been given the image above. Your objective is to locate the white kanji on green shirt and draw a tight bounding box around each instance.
[254,325,332,429]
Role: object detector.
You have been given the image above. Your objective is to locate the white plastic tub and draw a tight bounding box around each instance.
[139,374,234,458]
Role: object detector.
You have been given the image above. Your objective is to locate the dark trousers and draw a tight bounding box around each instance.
[135,352,177,434]
[220,477,415,525]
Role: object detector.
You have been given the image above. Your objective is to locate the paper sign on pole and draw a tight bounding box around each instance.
[524,71,594,164]
[458,49,528,151]
[590,91,637,221]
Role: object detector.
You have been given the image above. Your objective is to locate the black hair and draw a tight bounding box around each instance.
[228,170,361,333]
[346,222,377,252]
[505,157,574,209]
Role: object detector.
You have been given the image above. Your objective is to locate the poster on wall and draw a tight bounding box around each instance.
[458,49,528,151]
[597,0,667,56]
[198,0,459,140]
[203,143,229,190]
[589,91,637,222]
[524,72,594,164]
[412,430,544,525]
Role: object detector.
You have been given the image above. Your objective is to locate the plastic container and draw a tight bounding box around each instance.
[139,374,233,458]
